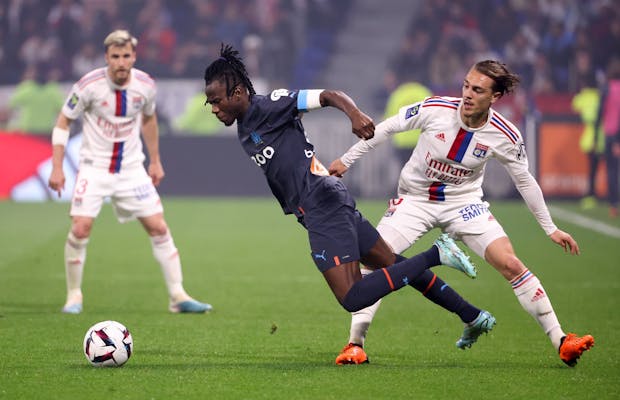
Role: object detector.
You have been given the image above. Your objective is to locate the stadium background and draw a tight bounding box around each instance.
[0,0,618,201]
[1,2,619,399]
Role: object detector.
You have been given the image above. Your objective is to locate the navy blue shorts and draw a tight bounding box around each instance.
[298,176,380,272]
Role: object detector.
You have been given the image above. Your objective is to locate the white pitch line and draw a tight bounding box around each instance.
[549,206,620,239]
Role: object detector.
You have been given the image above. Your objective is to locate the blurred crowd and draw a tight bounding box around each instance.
[3,0,619,95]
[0,0,350,87]
[383,0,620,96]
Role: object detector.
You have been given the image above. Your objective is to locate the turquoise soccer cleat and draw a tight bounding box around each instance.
[169,299,213,314]
[456,310,496,349]
[434,234,477,279]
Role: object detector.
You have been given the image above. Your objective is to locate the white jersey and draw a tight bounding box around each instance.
[62,67,157,172]
[340,96,557,235]
[396,96,524,201]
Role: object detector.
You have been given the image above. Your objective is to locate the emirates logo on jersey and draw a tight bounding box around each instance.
[435,132,446,142]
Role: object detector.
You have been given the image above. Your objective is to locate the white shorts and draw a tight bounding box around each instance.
[376,195,507,259]
[70,166,163,223]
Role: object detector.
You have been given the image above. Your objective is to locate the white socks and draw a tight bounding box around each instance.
[150,231,189,303]
[64,232,88,303]
[511,269,565,349]
[348,268,382,346]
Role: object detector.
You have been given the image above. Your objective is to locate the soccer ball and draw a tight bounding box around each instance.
[83,320,133,367]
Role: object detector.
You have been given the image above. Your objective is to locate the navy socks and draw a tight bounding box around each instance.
[340,246,440,312]
[395,254,480,323]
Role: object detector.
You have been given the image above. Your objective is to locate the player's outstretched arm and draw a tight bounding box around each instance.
[319,90,374,140]
[549,229,580,255]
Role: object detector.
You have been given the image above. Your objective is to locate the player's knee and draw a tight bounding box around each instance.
[143,217,168,237]
[71,221,92,239]
[501,254,526,280]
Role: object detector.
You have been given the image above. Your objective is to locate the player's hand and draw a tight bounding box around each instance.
[48,167,65,198]
[549,229,580,255]
[148,161,165,186]
[350,109,374,140]
[328,158,349,177]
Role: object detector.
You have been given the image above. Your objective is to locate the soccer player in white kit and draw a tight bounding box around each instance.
[329,60,594,367]
[48,30,212,314]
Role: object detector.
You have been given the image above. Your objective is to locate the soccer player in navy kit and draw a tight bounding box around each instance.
[204,45,494,363]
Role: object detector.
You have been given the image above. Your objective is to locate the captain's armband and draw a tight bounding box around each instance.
[297,89,324,112]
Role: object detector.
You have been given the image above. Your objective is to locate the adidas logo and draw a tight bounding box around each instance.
[435,132,446,142]
[531,287,546,302]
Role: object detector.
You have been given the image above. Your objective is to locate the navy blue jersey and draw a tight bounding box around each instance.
[236,89,329,216]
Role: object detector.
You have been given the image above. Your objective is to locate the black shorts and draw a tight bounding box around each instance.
[298,176,380,272]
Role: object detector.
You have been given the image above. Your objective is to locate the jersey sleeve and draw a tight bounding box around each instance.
[143,83,157,116]
[495,138,558,235]
[266,88,324,116]
[267,89,302,115]
[339,115,401,167]
[396,99,430,131]
[339,100,430,167]
[61,82,89,120]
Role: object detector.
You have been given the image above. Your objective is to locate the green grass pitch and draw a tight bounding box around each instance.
[0,198,618,399]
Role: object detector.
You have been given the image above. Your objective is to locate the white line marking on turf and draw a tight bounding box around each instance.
[549,206,620,239]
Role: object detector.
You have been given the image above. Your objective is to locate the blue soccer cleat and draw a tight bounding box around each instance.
[434,234,477,279]
[61,302,83,314]
[456,310,496,349]
[169,299,213,314]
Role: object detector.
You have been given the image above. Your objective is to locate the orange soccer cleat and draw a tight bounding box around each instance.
[335,343,369,365]
[559,333,595,367]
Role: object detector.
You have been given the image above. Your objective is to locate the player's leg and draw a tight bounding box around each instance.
[322,236,443,311]
[115,168,211,313]
[138,213,212,313]
[62,167,107,314]
[473,233,593,366]
[315,213,475,363]
[338,200,483,362]
[324,222,476,313]
[62,215,95,314]
[381,224,481,323]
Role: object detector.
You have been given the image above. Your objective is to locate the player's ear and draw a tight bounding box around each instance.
[491,91,502,104]
[234,85,242,99]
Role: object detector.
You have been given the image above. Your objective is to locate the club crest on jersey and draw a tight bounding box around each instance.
[250,131,263,145]
[132,96,143,109]
[67,93,79,109]
[405,104,420,119]
[472,142,488,158]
